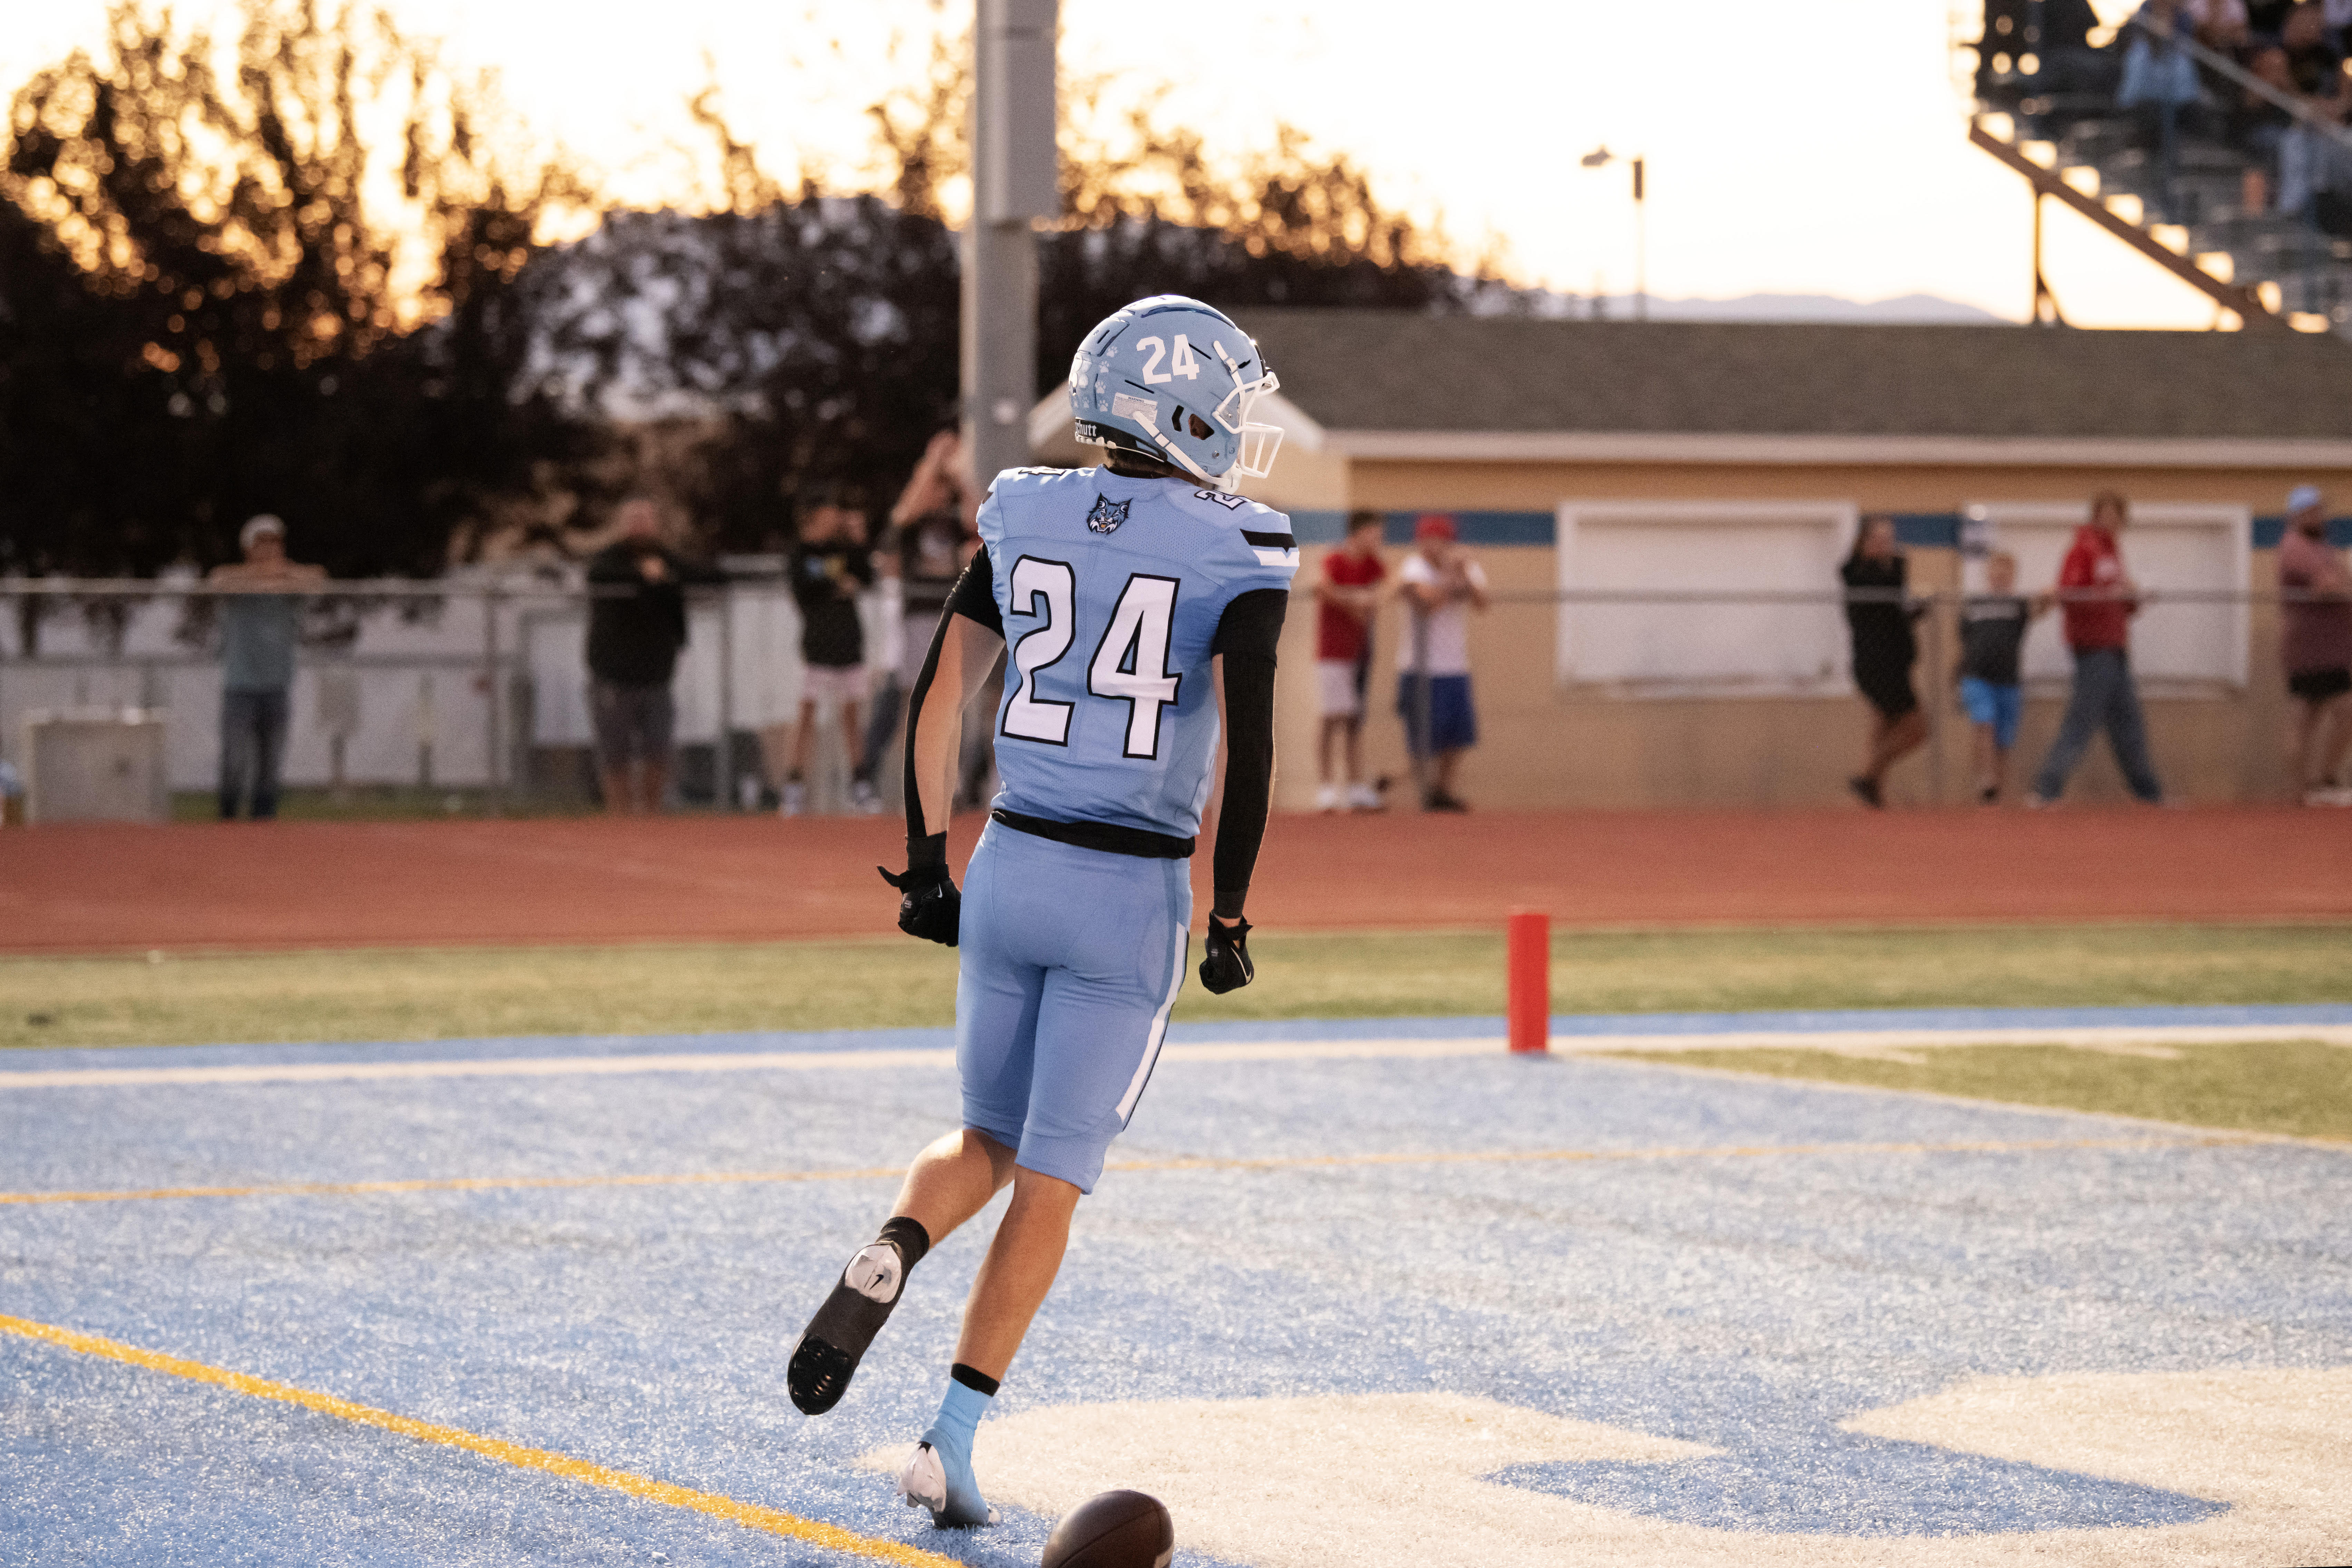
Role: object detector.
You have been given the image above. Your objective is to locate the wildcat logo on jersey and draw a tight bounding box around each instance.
[1086,496,1131,535]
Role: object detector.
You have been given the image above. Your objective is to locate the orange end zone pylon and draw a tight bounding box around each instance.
[1507,909,1550,1054]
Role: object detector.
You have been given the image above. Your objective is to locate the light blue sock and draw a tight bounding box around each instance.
[917,1378,995,1527]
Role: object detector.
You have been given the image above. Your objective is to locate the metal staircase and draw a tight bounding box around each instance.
[1958,4,2352,336]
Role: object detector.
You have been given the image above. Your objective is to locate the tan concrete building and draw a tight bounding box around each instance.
[1037,316,2352,810]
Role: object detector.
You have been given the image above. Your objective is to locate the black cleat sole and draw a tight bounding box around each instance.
[787,1332,858,1415]
[787,1252,904,1416]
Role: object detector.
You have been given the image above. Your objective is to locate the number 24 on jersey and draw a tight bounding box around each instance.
[1000,557,1183,761]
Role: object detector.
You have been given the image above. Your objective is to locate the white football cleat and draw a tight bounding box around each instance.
[1314,783,1342,813]
[896,1440,997,1527]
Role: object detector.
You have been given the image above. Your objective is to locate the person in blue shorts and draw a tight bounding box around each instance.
[1956,550,2049,805]
[1395,515,1488,812]
[783,296,1296,1531]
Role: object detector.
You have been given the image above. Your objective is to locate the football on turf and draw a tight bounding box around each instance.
[1041,1489,1174,1568]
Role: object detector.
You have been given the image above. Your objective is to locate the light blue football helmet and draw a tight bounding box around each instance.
[1067,295,1282,491]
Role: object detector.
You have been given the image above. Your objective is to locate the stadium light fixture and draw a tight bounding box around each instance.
[1578,146,1648,320]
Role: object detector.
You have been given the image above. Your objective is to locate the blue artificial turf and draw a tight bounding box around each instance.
[3,1016,2347,1563]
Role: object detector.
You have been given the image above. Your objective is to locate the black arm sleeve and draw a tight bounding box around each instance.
[899,546,1001,867]
[1208,588,1290,916]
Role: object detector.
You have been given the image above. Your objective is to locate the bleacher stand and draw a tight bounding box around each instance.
[1975,0,2352,322]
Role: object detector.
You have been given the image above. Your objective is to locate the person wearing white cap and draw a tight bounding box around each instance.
[206,514,326,819]
[2277,484,2352,806]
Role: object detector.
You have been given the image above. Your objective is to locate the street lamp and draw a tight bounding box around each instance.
[1580,145,1647,321]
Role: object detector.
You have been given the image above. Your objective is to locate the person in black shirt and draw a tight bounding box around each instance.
[586,498,723,815]
[783,493,878,816]
[1840,514,1929,808]
[1956,550,2052,805]
[859,433,982,805]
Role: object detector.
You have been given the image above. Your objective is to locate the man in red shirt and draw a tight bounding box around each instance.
[1314,510,1388,811]
[2029,491,2166,805]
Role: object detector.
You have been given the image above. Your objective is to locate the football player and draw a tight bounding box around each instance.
[785,296,1296,1529]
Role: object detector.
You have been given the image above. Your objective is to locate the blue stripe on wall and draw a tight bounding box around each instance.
[1891,513,1960,548]
[1290,509,2350,550]
[1291,510,1556,546]
[2253,516,2352,549]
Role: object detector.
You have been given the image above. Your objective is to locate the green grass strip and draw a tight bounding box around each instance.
[1622,1041,2352,1143]
[3,922,2348,1052]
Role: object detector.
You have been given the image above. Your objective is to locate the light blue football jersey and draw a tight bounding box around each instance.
[977,466,1299,840]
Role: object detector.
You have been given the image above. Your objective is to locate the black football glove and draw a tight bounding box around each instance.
[879,861,961,946]
[1198,914,1254,994]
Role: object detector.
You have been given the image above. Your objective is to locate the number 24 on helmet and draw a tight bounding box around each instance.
[1068,295,1283,492]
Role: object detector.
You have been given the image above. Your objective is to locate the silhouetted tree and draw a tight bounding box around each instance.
[532,199,961,553]
[0,1,604,576]
[5,5,1526,574]
[542,36,1520,550]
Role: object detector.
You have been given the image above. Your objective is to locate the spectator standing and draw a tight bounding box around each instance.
[209,514,326,820]
[1956,551,2049,805]
[586,497,717,816]
[2029,492,2166,806]
[1314,509,1388,812]
[866,432,980,797]
[783,494,877,816]
[1840,515,1928,809]
[2277,484,2352,804]
[1396,514,1487,812]
[878,430,996,808]
[855,539,908,810]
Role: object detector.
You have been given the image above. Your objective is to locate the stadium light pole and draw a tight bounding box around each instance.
[1579,145,1647,321]
[964,0,1060,486]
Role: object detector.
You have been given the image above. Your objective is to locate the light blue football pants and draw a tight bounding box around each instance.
[955,823,1191,1193]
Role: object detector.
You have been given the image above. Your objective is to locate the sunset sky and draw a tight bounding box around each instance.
[3,0,2227,329]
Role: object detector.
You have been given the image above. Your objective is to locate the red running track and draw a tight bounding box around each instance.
[0,808,2344,955]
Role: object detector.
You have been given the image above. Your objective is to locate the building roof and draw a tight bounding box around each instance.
[1228,312,2352,443]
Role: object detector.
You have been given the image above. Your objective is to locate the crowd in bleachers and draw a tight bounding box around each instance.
[1982,0,2352,233]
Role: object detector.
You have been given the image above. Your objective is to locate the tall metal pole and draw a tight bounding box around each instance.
[483,586,503,816]
[963,0,1059,488]
[716,586,735,811]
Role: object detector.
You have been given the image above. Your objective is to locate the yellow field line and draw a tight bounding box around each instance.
[0,1311,957,1568]
[0,1133,2259,1208]
[0,1166,909,1207]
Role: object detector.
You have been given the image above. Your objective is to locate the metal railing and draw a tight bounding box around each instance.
[1,576,2333,814]
[0,577,757,815]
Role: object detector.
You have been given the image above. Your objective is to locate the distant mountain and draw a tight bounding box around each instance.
[1532,290,2008,324]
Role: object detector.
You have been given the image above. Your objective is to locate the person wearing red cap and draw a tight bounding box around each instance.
[1396,513,1488,811]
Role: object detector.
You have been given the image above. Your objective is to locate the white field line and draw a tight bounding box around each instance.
[0,1025,2345,1090]
[0,1038,1491,1089]
[1566,1023,2352,1066]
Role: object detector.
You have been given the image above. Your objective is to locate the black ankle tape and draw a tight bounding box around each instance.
[950,1362,1000,1398]
[879,1215,931,1270]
